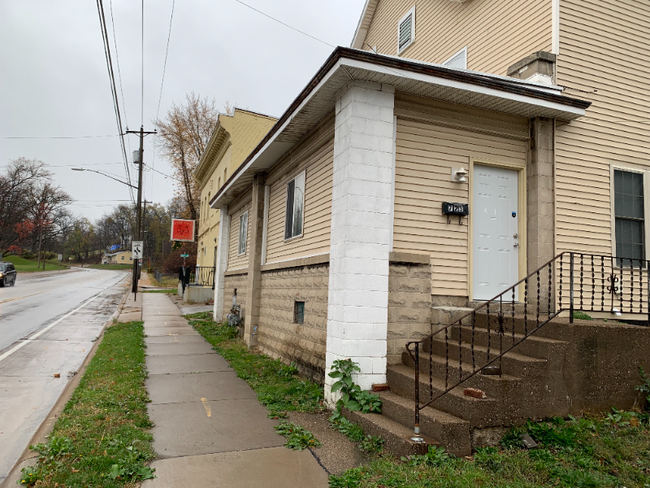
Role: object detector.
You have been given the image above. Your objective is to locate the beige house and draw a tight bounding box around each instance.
[195,109,277,270]
[208,0,650,454]
[110,251,132,265]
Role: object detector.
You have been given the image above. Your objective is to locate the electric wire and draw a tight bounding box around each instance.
[0,135,118,139]
[109,0,132,154]
[233,0,335,48]
[152,0,177,202]
[95,0,135,204]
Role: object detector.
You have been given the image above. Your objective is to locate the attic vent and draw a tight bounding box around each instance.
[397,7,415,54]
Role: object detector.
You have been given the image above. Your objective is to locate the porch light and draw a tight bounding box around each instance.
[452,167,468,183]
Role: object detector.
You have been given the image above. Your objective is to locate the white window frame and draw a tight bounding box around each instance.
[284,171,306,241]
[238,211,248,255]
[443,46,468,69]
[397,6,416,55]
[610,165,649,264]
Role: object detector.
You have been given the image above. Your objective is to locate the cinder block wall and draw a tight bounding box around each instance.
[256,263,329,382]
[387,253,432,365]
[222,273,248,322]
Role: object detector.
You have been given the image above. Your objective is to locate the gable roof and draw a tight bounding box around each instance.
[211,47,590,209]
[351,0,379,49]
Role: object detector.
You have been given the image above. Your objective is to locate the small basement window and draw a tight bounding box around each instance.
[397,6,415,54]
[294,301,305,324]
[285,172,305,240]
[238,211,248,255]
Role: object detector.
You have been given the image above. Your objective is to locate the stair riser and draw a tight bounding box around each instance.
[450,327,568,360]
[388,367,508,428]
[342,409,431,457]
[380,395,471,457]
[423,340,548,378]
[401,351,526,395]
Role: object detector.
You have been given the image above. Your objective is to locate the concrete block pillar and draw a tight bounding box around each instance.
[325,81,395,404]
[213,206,230,321]
[244,172,266,346]
[528,117,555,312]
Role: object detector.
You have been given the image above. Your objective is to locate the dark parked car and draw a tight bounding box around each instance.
[0,262,17,287]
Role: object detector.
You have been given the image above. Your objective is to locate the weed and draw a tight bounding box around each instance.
[329,359,381,413]
[274,421,321,450]
[572,311,593,320]
[401,446,452,467]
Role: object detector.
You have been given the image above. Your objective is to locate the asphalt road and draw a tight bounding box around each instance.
[0,268,128,484]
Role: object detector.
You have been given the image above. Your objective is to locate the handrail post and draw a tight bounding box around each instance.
[569,253,574,323]
[411,343,425,443]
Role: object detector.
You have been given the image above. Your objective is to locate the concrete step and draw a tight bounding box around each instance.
[431,306,475,326]
[387,364,504,429]
[379,390,471,457]
[342,408,436,458]
[450,325,568,360]
[418,337,549,379]
[401,350,523,395]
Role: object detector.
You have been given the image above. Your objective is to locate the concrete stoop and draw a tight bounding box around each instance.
[371,312,650,458]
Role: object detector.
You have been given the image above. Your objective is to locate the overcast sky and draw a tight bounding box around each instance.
[0,0,366,222]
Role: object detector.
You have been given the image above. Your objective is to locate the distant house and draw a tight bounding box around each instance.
[110,251,132,265]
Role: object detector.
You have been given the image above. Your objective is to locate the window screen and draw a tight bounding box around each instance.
[614,170,644,262]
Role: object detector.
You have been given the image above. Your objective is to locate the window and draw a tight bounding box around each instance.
[238,211,248,255]
[285,172,305,239]
[397,7,415,54]
[443,47,468,69]
[614,169,645,262]
[294,301,305,324]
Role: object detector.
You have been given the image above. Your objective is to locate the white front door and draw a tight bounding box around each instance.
[472,165,520,300]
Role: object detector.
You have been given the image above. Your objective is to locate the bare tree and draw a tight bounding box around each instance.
[154,93,219,221]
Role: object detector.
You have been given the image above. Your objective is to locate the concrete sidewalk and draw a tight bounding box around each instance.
[140,294,329,488]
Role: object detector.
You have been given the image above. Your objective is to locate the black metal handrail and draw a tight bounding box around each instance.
[405,251,650,442]
[189,265,215,289]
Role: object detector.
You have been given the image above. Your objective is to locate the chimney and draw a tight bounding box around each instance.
[507,51,556,85]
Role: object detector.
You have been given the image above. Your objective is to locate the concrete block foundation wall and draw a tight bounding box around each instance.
[256,260,330,382]
[222,273,248,322]
[387,253,432,365]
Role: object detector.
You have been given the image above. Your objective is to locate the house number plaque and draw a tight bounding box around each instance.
[442,202,469,225]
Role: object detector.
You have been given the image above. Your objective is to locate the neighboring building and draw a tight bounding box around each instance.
[195,109,277,271]
[111,251,132,264]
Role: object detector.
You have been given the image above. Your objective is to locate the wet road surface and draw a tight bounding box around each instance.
[0,268,128,483]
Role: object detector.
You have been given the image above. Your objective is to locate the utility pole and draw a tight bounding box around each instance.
[126,126,156,296]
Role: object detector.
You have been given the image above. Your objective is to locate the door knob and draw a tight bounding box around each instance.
[513,243,519,248]
[513,233,518,239]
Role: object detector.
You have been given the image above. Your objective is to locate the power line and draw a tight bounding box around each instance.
[109,0,129,132]
[0,134,118,140]
[96,0,135,204]
[233,0,334,48]
[152,0,176,202]
[141,0,145,127]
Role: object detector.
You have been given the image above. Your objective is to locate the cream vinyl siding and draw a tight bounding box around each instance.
[227,192,252,270]
[363,0,552,76]
[393,96,528,296]
[555,0,650,257]
[265,118,334,264]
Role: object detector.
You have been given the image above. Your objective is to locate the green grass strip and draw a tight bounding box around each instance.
[330,412,650,488]
[3,255,68,273]
[19,321,155,487]
[141,288,177,295]
[185,312,323,414]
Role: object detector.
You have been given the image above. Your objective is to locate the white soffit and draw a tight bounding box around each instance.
[212,51,588,208]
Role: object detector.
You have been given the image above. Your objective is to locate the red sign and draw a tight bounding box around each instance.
[171,219,195,242]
